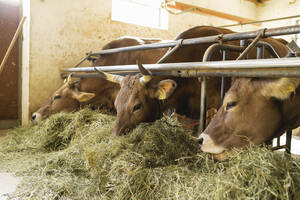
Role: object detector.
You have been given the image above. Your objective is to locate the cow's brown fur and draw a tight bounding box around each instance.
[200,78,300,154]
[32,37,167,121]
[113,26,289,136]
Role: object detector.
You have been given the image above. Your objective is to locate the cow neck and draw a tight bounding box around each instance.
[281,86,300,129]
[272,86,300,138]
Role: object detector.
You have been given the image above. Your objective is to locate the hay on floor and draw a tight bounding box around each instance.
[0,108,299,200]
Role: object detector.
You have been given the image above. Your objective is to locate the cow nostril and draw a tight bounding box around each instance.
[32,114,36,120]
[198,137,204,147]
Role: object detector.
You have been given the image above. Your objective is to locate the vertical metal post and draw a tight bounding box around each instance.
[257,46,263,59]
[240,40,246,49]
[199,77,207,132]
[220,50,226,107]
[286,130,292,154]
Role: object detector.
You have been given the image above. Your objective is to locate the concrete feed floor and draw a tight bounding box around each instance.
[0,130,19,200]
[0,173,20,200]
[0,130,21,200]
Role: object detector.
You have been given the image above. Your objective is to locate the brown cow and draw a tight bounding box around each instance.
[103,26,289,136]
[31,36,168,122]
[198,77,300,154]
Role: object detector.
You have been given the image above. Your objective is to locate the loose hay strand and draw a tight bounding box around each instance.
[0,108,299,200]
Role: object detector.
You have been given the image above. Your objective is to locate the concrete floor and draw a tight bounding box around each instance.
[0,173,20,200]
[0,130,19,200]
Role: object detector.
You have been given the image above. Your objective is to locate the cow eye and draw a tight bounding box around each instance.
[54,95,61,100]
[133,103,142,112]
[226,101,237,111]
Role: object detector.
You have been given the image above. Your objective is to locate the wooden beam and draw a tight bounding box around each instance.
[166,1,261,26]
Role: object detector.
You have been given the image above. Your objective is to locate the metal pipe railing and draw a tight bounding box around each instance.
[61,57,300,77]
[89,25,300,56]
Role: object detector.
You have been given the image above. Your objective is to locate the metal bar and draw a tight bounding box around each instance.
[257,47,263,59]
[277,136,281,147]
[61,57,300,73]
[220,50,226,106]
[272,145,288,151]
[68,70,300,79]
[176,70,300,78]
[199,42,223,133]
[199,77,207,132]
[89,25,300,56]
[286,130,292,154]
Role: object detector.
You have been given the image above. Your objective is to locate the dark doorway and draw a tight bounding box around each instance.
[0,1,20,126]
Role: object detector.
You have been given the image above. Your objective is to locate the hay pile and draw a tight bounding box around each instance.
[0,108,300,200]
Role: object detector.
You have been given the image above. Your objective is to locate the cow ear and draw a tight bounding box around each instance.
[258,78,300,100]
[72,91,95,102]
[152,79,177,100]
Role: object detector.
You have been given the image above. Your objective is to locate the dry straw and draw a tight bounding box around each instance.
[0,108,299,200]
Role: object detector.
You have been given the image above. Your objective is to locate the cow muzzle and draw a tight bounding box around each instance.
[198,133,226,154]
[32,112,43,122]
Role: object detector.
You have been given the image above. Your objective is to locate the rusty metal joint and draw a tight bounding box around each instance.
[177,38,184,48]
[217,34,224,45]
[157,39,184,63]
[258,28,267,38]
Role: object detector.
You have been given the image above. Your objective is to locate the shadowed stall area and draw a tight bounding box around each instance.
[0,108,300,199]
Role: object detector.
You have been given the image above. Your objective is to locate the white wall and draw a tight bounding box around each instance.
[256,0,300,42]
[181,0,258,32]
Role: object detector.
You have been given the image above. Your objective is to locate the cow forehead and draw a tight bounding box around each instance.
[226,79,254,97]
[122,74,142,88]
[115,75,144,104]
[120,75,147,96]
[51,83,77,98]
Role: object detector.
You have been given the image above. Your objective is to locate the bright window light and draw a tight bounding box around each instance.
[112,0,168,30]
[0,0,19,5]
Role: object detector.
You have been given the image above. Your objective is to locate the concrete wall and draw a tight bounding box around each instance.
[27,0,258,119]
[181,0,258,32]
[256,0,300,42]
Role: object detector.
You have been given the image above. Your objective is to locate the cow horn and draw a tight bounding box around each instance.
[64,74,73,86]
[137,60,152,84]
[94,67,123,84]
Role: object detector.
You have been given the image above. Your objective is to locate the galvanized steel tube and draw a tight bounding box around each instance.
[89,25,300,56]
[61,57,300,75]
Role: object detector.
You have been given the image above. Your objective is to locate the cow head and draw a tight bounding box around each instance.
[198,78,300,154]
[99,64,177,136]
[32,75,95,122]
